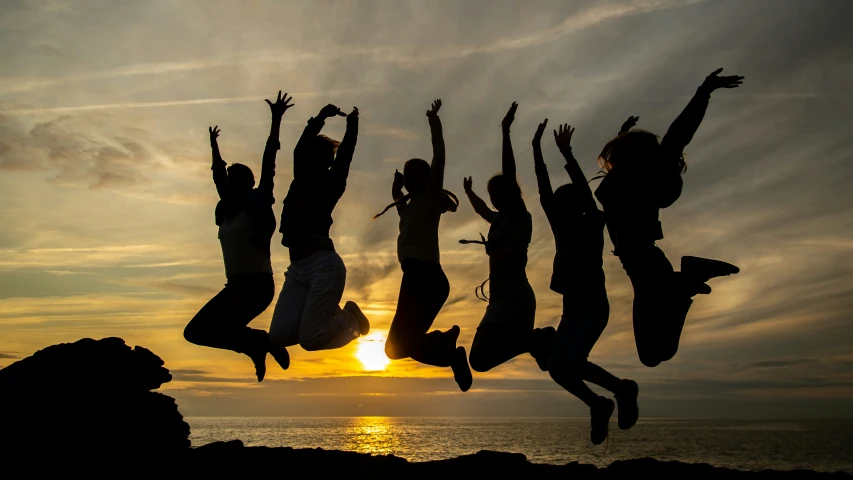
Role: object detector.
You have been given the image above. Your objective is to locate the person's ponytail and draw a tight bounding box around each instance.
[372,189,459,219]
[373,193,411,220]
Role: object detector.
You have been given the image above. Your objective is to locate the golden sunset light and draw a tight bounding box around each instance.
[356,331,391,372]
[1,0,853,474]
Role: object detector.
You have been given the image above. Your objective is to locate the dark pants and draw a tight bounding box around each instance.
[184,273,275,356]
[469,324,553,372]
[548,288,621,407]
[385,258,455,367]
[619,244,694,367]
[468,276,543,372]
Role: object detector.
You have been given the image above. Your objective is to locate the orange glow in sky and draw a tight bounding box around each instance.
[356,331,391,372]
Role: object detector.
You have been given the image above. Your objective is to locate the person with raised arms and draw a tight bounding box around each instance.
[267,102,370,367]
[595,68,744,367]
[184,91,293,382]
[374,99,472,392]
[460,102,556,375]
[532,119,639,445]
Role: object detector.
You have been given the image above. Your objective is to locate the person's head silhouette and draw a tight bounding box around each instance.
[486,173,523,212]
[403,158,430,195]
[553,183,586,219]
[599,129,687,174]
[309,134,340,171]
[226,163,255,197]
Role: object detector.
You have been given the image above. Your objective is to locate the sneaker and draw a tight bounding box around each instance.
[270,346,290,371]
[681,256,739,283]
[344,301,370,336]
[530,327,556,372]
[590,397,615,445]
[452,346,473,392]
[244,331,268,382]
[248,350,266,382]
[615,379,639,430]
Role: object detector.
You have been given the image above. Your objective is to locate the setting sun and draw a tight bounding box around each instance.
[355,332,391,372]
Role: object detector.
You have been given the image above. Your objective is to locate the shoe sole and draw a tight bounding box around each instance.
[345,301,370,336]
[682,256,740,276]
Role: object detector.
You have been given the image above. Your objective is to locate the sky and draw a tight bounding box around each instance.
[1,0,852,418]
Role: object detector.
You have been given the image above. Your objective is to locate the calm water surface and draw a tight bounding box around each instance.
[187,417,853,473]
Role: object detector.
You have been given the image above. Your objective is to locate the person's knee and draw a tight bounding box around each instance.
[384,338,406,360]
[467,348,493,373]
[638,350,662,368]
[183,323,202,345]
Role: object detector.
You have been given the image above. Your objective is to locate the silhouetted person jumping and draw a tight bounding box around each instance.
[460,102,555,374]
[375,99,473,392]
[595,68,744,368]
[184,91,293,382]
[268,103,369,365]
[533,119,639,445]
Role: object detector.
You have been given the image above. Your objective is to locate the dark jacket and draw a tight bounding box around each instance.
[595,86,713,252]
[279,113,358,258]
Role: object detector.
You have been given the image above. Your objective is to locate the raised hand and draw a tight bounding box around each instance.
[392,169,404,192]
[620,115,639,133]
[265,91,294,117]
[319,104,346,119]
[533,118,548,145]
[553,123,575,152]
[426,99,442,118]
[463,176,473,193]
[347,106,359,123]
[502,102,518,131]
[701,68,744,92]
[209,125,220,144]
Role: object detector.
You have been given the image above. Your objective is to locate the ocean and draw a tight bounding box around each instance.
[187,417,853,474]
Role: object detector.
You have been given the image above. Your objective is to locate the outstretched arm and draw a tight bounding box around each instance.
[463,177,497,223]
[501,102,518,179]
[554,123,597,214]
[660,68,744,165]
[426,99,445,191]
[532,119,553,198]
[258,91,294,201]
[209,126,228,200]
[329,107,359,183]
[293,103,345,178]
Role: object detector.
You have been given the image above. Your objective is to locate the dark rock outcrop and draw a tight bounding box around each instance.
[0,337,190,459]
[178,441,851,479]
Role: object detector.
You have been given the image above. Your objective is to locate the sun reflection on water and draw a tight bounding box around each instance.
[342,417,400,456]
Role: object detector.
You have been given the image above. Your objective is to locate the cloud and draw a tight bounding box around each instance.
[0,352,18,359]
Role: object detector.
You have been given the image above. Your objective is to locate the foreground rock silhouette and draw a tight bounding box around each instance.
[0,338,847,478]
[181,441,849,479]
[0,337,190,460]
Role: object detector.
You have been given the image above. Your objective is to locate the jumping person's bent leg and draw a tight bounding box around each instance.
[184,274,275,380]
[620,245,687,367]
[468,323,531,373]
[548,291,609,407]
[297,250,361,351]
[386,259,455,365]
[184,286,238,351]
[548,288,616,444]
[269,265,309,349]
